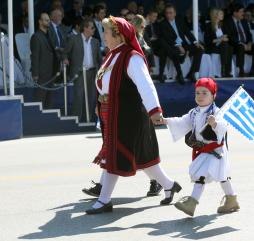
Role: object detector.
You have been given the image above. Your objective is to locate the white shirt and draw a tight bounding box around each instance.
[95,44,161,113]
[81,34,94,69]
[94,19,105,48]
[169,19,183,46]
[51,22,61,46]
[233,17,246,43]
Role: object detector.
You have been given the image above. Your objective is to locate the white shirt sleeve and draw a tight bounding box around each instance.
[165,112,192,142]
[127,54,161,112]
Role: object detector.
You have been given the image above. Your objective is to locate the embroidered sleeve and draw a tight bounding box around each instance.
[127,54,161,113]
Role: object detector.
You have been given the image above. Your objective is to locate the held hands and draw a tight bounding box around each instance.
[207,115,217,129]
[195,42,204,50]
[150,112,164,125]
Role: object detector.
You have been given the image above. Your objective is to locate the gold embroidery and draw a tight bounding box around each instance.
[96,65,114,80]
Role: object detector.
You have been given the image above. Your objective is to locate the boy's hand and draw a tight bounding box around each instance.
[207,115,217,128]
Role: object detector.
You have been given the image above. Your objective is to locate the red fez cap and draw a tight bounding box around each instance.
[195,77,217,95]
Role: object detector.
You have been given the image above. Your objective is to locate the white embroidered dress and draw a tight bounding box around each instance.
[165,104,231,183]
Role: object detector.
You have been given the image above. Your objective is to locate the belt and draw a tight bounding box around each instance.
[84,67,96,71]
[98,94,108,103]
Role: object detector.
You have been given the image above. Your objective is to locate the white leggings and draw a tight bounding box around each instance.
[98,164,174,204]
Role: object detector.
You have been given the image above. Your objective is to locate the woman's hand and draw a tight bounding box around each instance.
[207,115,217,128]
[150,112,164,125]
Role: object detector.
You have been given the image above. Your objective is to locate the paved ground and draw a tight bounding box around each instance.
[0,126,253,241]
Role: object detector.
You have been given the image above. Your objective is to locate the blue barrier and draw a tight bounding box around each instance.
[0,96,23,141]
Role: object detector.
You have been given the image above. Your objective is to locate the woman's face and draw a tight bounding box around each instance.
[218,10,224,21]
[195,86,214,107]
[103,27,120,49]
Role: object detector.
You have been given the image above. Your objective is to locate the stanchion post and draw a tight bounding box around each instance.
[82,67,90,123]
[0,32,7,95]
[63,63,68,116]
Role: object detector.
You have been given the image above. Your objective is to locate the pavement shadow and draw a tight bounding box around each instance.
[131,213,239,239]
[19,196,158,240]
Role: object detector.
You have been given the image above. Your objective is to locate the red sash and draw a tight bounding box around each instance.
[192,142,224,160]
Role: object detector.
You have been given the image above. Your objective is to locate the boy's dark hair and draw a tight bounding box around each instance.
[80,17,93,32]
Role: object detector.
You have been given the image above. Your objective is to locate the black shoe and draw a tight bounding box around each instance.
[176,74,185,85]
[249,69,254,77]
[186,72,196,83]
[82,181,102,197]
[158,74,165,83]
[147,180,163,196]
[160,182,182,205]
[239,71,246,77]
[86,200,113,215]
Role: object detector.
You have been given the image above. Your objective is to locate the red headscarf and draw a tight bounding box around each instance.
[110,16,145,58]
[195,77,217,95]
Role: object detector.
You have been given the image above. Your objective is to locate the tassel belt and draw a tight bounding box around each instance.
[98,94,108,103]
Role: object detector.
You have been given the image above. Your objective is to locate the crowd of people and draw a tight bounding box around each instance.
[1,0,254,116]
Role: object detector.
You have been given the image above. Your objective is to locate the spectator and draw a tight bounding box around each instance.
[63,18,102,122]
[137,4,145,16]
[184,7,205,43]
[119,8,129,19]
[155,0,166,22]
[144,9,160,57]
[68,16,83,36]
[159,4,204,84]
[131,14,155,68]
[125,12,135,22]
[93,5,107,54]
[0,14,7,34]
[224,3,254,76]
[50,0,63,11]
[127,1,138,14]
[204,8,233,77]
[64,0,85,26]
[30,13,54,109]
[244,8,254,33]
[48,8,68,76]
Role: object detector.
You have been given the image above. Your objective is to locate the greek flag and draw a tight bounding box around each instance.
[218,87,254,141]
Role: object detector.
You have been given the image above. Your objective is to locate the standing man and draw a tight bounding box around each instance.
[63,18,102,122]
[30,13,54,109]
[48,8,68,76]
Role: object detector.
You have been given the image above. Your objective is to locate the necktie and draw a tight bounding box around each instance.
[237,21,246,43]
[56,26,63,47]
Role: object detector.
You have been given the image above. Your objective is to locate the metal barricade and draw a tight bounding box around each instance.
[82,67,90,123]
[63,64,68,116]
[0,32,7,95]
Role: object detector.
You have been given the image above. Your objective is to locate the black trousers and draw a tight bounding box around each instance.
[33,78,54,109]
[159,41,203,77]
[233,43,254,73]
[209,42,233,76]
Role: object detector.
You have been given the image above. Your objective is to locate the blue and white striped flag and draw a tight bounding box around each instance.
[218,86,254,141]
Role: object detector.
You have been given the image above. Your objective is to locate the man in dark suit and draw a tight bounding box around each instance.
[144,9,160,56]
[48,8,68,76]
[224,3,254,76]
[159,4,204,84]
[63,0,85,27]
[93,5,107,55]
[30,13,55,109]
[63,18,102,122]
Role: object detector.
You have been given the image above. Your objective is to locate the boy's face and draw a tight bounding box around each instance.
[195,86,214,107]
